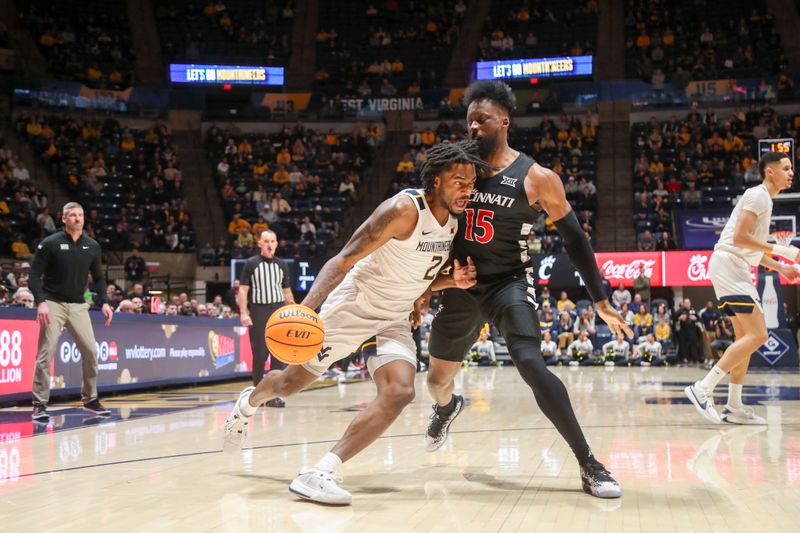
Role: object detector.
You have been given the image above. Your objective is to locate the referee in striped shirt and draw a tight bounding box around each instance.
[238,230,294,406]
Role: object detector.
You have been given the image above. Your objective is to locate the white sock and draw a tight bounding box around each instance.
[698,365,726,392]
[315,452,342,475]
[239,390,258,417]
[727,383,744,408]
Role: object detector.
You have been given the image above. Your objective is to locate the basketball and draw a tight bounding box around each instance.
[265,304,325,364]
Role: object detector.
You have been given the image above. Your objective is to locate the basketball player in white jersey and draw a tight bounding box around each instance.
[685,151,799,424]
[223,141,492,505]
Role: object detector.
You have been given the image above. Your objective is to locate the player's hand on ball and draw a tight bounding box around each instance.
[595,300,634,338]
[453,257,477,289]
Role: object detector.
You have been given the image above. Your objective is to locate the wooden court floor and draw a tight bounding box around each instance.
[1,366,799,532]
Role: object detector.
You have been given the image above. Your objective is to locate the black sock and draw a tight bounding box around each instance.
[436,395,457,416]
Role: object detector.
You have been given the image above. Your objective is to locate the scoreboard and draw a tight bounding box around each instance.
[759,138,795,164]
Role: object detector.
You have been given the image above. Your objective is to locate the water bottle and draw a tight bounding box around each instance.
[762,274,779,329]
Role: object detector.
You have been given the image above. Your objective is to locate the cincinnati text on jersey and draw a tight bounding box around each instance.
[470,192,516,208]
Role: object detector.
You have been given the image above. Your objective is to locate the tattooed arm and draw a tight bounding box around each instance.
[301,195,418,310]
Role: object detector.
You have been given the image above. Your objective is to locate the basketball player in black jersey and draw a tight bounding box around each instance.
[424,81,633,498]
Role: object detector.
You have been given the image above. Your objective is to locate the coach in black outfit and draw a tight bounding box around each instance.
[28,202,114,421]
[238,230,294,406]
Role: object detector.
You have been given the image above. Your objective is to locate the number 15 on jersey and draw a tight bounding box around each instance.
[464,208,495,244]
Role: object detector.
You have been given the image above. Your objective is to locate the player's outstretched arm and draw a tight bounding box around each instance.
[760,253,800,282]
[735,209,800,262]
[301,196,418,310]
[525,164,633,338]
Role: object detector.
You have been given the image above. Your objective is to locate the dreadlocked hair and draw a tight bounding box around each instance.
[419,140,496,193]
[464,80,516,115]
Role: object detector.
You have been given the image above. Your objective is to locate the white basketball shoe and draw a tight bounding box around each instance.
[223,386,255,451]
[721,405,766,425]
[684,382,721,424]
[289,468,352,505]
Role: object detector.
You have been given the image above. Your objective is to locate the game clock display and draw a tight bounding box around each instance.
[759,138,795,163]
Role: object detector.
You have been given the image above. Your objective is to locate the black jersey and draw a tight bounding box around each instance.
[455,152,537,281]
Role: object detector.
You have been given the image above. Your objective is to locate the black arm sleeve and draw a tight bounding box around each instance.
[89,250,107,306]
[28,242,51,304]
[553,210,606,303]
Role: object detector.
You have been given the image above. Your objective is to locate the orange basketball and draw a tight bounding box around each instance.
[265,304,325,364]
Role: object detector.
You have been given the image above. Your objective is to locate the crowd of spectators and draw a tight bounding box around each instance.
[17,0,135,89]
[631,103,800,249]
[0,141,58,260]
[156,0,292,62]
[204,121,380,264]
[478,0,597,61]
[18,113,195,253]
[313,1,462,95]
[624,0,787,91]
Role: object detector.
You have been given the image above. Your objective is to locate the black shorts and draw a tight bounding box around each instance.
[428,273,541,362]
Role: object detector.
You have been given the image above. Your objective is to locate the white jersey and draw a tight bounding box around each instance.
[345,189,457,319]
[567,339,593,357]
[602,340,630,359]
[540,340,559,357]
[638,341,662,359]
[715,184,773,266]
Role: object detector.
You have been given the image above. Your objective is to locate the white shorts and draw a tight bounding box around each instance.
[708,250,762,315]
[301,281,417,377]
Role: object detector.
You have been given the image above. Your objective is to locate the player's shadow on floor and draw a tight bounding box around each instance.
[232,472,402,496]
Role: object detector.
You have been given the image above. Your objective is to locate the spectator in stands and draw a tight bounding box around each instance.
[633,269,651,304]
[228,213,251,236]
[566,331,595,367]
[198,242,216,266]
[682,182,702,207]
[655,231,675,251]
[710,316,734,362]
[633,305,653,339]
[637,229,655,251]
[699,300,720,364]
[675,298,703,364]
[339,174,358,201]
[556,291,574,313]
[557,312,575,350]
[124,248,147,283]
[611,283,631,309]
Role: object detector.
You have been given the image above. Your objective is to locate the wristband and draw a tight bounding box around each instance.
[772,244,799,261]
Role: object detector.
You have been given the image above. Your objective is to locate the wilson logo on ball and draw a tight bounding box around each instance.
[266,304,325,364]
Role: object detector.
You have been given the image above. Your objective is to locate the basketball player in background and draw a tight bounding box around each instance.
[224,141,492,505]
[424,81,631,498]
[686,152,799,424]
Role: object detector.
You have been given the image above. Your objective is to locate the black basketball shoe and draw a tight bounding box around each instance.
[32,403,49,421]
[580,458,622,498]
[424,394,464,452]
[83,399,111,416]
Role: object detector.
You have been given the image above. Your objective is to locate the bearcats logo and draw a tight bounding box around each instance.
[537,256,557,284]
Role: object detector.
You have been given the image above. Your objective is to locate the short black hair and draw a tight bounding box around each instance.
[419,140,494,193]
[759,150,791,179]
[464,80,517,115]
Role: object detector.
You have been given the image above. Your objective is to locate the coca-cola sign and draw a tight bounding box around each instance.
[531,250,798,288]
[594,252,661,287]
